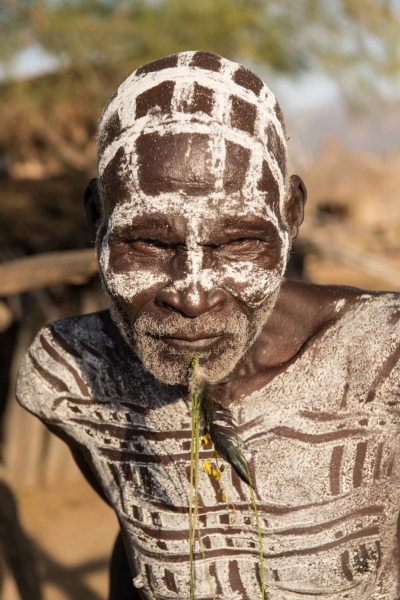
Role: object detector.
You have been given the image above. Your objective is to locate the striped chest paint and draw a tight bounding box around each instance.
[16,295,400,600]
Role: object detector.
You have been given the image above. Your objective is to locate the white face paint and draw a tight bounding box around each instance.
[97,52,289,213]
[99,230,170,299]
[98,191,289,310]
[96,51,291,383]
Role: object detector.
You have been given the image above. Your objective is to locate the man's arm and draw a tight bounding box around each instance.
[15,321,139,598]
[16,323,112,505]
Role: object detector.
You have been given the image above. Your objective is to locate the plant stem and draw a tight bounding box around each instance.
[247,468,265,600]
[189,356,200,600]
[189,390,196,597]
[197,517,216,600]
[189,356,217,600]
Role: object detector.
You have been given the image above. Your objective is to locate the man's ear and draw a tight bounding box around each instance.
[83,178,102,243]
[285,174,307,241]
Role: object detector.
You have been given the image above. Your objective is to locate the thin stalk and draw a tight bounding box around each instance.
[246,466,265,600]
[189,356,201,600]
[193,397,200,553]
[189,356,216,600]
[189,375,197,597]
[197,523,216,600]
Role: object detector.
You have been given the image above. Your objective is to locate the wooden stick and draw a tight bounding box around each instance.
[0,300,13,332]
[0,249,98,297]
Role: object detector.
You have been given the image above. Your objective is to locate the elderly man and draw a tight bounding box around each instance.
[17,52,400,600]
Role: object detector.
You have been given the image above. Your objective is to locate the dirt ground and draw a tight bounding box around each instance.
[1,480,118,600]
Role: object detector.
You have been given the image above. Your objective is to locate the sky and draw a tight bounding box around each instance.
[2,42,399,165]
[0,43,341,117]
[0,44,60,81]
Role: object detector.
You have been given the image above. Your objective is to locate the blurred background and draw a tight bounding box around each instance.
[0,1,400,598]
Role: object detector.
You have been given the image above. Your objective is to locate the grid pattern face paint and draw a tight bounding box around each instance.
[97,51,289,219]
[96,52,291,309]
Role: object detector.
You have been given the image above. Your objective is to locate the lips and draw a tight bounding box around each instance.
[158,332,227,351]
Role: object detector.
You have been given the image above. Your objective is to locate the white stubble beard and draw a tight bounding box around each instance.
[106,283,282,386]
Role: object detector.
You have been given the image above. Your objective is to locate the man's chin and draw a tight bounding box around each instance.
[131,323,251,385]
[135,343,246,386]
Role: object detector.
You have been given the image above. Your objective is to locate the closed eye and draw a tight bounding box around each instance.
[219,238,261,250]
[204,238,256,249]
[109,236,179,254]
[227,238,252,245]
[138,239,175,249]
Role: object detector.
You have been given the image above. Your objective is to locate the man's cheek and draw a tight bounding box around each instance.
[99,242,169,301]
[107,269,170,302]
[220,262,284,307]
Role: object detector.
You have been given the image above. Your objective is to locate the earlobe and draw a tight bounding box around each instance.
[286,174,307,240]
[83,178,102,242]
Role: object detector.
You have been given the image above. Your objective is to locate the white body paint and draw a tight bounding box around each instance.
[15,52,400,600]
[98,52,288,211]
[16,293,400,599]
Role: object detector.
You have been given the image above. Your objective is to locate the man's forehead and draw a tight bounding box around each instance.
[98,51,288,217]
[102,131,283,218]
[106,189,285,238]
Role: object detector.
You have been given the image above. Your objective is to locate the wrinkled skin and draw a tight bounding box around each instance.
[82,139,367,597]
[84,137,313,595]
[86,133,308,394]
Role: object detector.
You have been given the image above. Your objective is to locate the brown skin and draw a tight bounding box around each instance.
[85,160,355,406]
[82,139,364,597]
[103,207,287,372]
[26,55,395,595]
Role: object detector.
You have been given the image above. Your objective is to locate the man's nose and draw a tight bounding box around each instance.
[156,279,225,318]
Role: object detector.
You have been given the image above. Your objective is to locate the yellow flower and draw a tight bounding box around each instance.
[202,433,213,446]
[203,460,212,475]
[222,495,226,502]
[212,469,221,481]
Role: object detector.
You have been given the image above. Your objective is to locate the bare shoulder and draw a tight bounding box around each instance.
[332,286,400,357]
[278,281,400,362]
[285,280,400,329]
[43,309,121,352]
[286,281,400,360]
[15,310,136,420]
[314,283,400,330]
[279,282,400,405]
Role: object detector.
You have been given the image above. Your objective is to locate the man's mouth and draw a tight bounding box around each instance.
[157,332,227,351]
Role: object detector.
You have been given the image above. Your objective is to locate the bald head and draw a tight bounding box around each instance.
[97,51,289,220]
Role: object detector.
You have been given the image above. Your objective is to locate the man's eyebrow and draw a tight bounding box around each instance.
[110,216,184,237]
[108,213,281,239]
[210,216,280,235]
[111,215,168,230]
